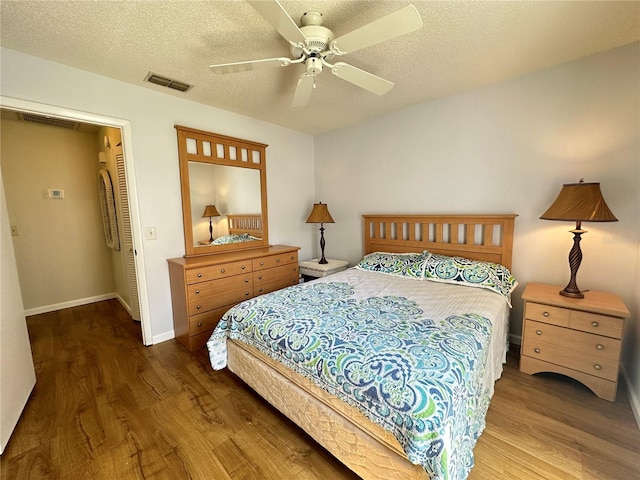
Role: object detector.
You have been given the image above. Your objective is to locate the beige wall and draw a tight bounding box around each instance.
[1,120,115,310]
[97,126,131,309]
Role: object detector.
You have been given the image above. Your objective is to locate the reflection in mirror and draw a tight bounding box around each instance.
[175,125,269,257]
[189,163,261,246]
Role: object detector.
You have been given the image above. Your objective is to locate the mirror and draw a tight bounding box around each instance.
[175,125,269,257]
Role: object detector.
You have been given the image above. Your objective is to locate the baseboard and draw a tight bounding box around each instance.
[24,293,117,316]
[152,330,175,345]
[621,364,640,429]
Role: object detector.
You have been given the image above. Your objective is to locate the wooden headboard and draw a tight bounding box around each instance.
[363,214,517,269]
[227,214,263,238]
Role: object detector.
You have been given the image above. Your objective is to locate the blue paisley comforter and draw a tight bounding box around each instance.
[207,269,508,480]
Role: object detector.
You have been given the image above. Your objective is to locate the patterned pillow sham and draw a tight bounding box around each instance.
[422,253,518,306]
[355,251,430,280]
[211,233,259,245]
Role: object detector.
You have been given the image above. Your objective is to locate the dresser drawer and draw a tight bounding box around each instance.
[524,302,570,327]
[189,306,229,337]
[254,276,298,297]
[188,273,252,299]
[569,310,623,339]
[188,285,253,315]
[185,260,252,284]
[253,251,298,271]
[253,263,299,285]
[523,320,621,360]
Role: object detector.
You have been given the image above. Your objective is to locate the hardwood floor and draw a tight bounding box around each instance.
[2,299,639,479]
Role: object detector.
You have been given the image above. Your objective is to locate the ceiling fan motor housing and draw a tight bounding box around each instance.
[290,13,335,60]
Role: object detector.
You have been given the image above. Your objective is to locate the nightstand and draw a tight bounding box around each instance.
[520,282,630,401]
[299,258,349,282]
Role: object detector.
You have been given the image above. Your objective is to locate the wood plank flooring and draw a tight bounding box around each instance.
[2,299,639,479]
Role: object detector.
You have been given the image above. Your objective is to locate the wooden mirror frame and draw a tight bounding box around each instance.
[175,125,269,257]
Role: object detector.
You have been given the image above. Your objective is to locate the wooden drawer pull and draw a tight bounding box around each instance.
[536,330,542,335]
[242,265,246,269]
[534,348,541,354]
[196,305,201,310]
[594,364,602,370]
[197,322,203,327]
[245,279,249,283]
[245,292,250,296]
[195,290,200,294]
[258,275,263,280]
[258,288,263,293]
[596,344,604,350]
[543,311,550,317]
[197,273,203,278]
[591,321,599,327]
[260,261,265,266]
[276,258,280,263]
[220,268,226,273]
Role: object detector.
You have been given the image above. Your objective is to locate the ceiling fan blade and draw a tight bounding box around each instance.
[247,0,306,45]
[209,57,292,74]
[331,63,394,96]
[291,74,315,107]
[330,4,423,55]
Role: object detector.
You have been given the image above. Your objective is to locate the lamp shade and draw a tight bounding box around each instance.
[202,205,221,218]
[306,202,335,224]
[540,182,617,222]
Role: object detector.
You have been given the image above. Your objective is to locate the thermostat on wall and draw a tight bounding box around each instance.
[48,189,65,199]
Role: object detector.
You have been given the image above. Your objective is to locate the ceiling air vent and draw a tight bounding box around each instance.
[144,72,192,92]
[18,112,79,130]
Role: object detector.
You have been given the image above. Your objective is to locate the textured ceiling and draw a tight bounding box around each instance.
[1,1,638,135]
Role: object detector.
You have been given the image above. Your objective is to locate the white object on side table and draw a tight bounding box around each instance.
[299,258,349,281]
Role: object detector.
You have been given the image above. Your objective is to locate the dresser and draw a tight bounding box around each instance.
[520,282,630,401]
[168,245,300,351]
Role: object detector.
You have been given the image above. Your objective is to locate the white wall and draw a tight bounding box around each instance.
[0,47,316,344]
[0,169,36,453]
[315,43,639,413]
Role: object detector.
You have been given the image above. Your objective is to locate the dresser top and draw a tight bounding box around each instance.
[168,244,299,267]
[523,282,630,318]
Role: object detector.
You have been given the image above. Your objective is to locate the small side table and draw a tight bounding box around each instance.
[520,282,630,401]
[299,258,349,282]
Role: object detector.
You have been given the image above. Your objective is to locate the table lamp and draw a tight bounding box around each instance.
[202,205,221,243]
[540,179,617,298]
[306,202,335,264]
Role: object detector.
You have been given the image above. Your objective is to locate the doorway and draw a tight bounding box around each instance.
[0,96,151,345]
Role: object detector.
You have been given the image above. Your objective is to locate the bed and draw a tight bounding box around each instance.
[207,214,517,480]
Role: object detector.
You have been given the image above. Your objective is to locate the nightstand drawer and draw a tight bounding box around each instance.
[524,302,570,327]
[521,339,619,381]
[523,320,621,360]
[569,310,623,339]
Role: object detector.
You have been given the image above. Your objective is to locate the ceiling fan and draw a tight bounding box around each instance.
[209,1,423,107]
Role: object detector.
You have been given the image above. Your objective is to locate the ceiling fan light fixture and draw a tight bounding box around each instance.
[305,57,323,75]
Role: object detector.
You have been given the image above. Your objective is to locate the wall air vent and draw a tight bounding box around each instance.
[18,113,79,130]
[144,72,192,92]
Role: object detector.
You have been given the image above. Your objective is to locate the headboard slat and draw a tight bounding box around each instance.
[363,214,517,269]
